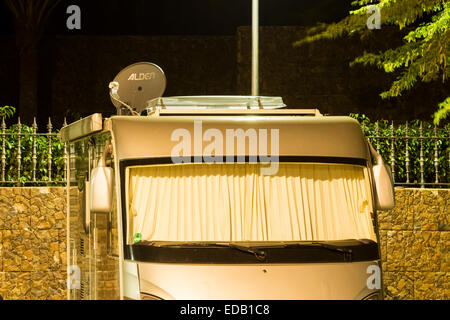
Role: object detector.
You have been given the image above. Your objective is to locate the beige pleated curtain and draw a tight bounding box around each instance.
[126,163,376,244]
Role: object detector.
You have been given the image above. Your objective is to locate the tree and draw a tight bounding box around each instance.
[294,0,449,124]
[3,0,61,125]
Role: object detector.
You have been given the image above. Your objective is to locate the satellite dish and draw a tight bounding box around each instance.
[109,62,166,114]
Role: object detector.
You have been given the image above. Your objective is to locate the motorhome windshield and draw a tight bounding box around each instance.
[124,162,376,245]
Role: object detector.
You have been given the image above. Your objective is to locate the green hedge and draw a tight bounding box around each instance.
[350,114,450,185]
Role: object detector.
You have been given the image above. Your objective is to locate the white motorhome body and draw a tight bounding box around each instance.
[61,96,394,300]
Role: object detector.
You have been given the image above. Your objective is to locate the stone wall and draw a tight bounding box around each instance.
[0,187,448,300]
[378,188,449,300]
[0,188,66,300]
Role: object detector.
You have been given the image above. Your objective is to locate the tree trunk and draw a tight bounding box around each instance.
[15,20,41,126]
[5,0,61,126]
[18,44,39,125]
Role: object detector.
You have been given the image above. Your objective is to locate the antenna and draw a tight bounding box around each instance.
[109,62,166,115]
[252,0,259,96]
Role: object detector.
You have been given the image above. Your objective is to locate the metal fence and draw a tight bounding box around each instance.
[0,117,448,188]
[0,117,67,186]
[362,121,450,188]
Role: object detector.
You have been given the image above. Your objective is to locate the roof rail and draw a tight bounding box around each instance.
[148,108,323,117]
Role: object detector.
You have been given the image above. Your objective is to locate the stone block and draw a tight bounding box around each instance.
[386,231,441,272]
[29,188,66,230]
[414,272,449,300]
[441,231,449,272]
[378,189,413,230]
[0,271,67,300]
[0,231,2,272]
[29,271,66,300]
[414,190,450,231]
[0,198,31,231]
[383,272,414,300]
[1,229,62,272]
[379,230,387,263]
[0,272,31,300]
[59,229,67,271]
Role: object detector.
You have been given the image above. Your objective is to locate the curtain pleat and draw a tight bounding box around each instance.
[127,163,376,243]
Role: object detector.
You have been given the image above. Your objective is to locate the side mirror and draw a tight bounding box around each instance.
[90,143,114,213]
[369,143,395,211]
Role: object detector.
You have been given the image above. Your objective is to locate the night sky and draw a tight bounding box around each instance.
[0,0,352,35]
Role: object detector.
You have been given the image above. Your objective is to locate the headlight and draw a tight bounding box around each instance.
[362,292,382,300]
[140,292,164,300]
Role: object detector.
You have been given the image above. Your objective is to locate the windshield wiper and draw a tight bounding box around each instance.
[213,243,267,261]
[310,242,353,262]
[142,241,268,261]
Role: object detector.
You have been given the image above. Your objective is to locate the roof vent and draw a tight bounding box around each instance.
[146,95,286,113]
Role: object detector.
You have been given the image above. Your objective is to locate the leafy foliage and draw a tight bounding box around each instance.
[434,97,450,124]
[0,106,16,119]
[350,113,450,185]
[2,0,61,36]
[294,0,450,125]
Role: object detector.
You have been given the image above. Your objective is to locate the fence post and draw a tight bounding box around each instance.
[434,125,439,184]
[32,118,38,182]
[16,118,22,186]
[390,121,395,183]
[419,121,425,188]
[405,121,410,184]
[375,121,380,153]
[63,118,68,183]
[47,118,53,183]
[1,117,5,182]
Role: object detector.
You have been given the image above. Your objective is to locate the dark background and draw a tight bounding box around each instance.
[0,0,352,36]
[0,0,447,129]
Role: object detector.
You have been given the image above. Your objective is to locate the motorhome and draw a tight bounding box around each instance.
[61,95,395,300]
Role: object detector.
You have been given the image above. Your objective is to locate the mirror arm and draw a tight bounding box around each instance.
[98,140,113,168]
[367,141,383,165]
